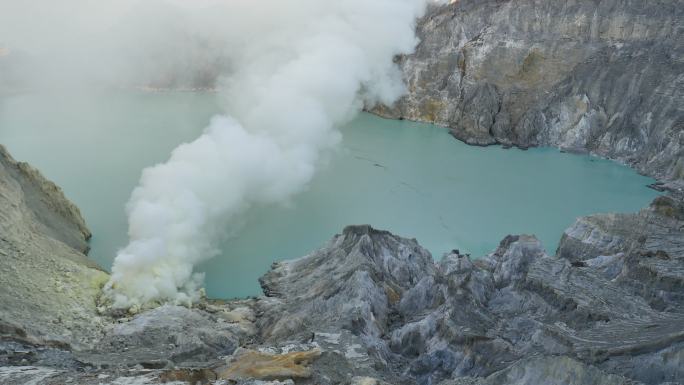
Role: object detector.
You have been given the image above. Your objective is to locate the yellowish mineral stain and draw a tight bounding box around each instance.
[218,349,322,381]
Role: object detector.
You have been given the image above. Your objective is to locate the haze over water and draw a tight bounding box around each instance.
[1,91,659,298]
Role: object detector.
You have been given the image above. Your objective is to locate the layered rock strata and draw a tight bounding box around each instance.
[373,0,684,183]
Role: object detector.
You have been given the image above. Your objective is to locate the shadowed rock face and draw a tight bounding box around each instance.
[373,0,684,183]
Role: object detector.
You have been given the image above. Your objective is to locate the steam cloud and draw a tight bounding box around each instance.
[2,0,434,308]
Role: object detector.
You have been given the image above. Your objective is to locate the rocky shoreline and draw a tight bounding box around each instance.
[1,1,683,384]
[1,140,683,384]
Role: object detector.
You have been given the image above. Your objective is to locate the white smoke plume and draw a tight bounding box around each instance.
[103,0,436,308]
[2,0,436,308]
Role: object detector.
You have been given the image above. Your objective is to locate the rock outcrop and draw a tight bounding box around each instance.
[373,0,684,183]
[0,145,108,349]
[558,195,684,311]
[252,223,684,385]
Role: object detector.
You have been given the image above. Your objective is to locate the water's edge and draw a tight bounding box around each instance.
[0,91,660,299]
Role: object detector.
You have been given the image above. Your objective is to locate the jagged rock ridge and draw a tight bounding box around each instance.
[253,217,684,385]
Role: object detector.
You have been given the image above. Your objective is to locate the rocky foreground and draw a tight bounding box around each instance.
[1,141,683,384]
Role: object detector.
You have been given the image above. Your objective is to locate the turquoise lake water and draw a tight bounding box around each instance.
[0,91,659,298]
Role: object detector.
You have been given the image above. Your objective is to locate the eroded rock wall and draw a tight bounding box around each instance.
[373,0,684,182]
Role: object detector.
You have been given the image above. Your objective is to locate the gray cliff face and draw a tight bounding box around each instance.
[373,0,684,182]
[0,145,91,254]
[0,145,108,349]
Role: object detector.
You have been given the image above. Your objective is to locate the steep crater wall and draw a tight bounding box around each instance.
[374,0,684,182]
